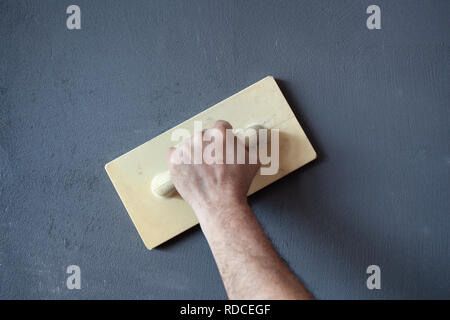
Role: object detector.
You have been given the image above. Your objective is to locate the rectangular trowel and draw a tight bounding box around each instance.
[105,76,316,249]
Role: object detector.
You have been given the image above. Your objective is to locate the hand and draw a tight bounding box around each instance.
[167,120,260,217]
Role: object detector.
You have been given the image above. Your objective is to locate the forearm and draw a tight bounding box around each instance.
[194,199,314,300]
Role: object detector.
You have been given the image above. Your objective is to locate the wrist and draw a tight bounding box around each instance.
[193,196,251,223]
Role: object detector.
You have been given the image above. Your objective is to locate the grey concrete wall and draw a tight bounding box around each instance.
[0,0,449,299]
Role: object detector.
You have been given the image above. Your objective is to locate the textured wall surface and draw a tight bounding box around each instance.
[0,0,449,299]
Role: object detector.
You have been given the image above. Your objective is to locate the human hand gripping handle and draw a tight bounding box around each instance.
[151,123,264,198]
[166,120,260,215]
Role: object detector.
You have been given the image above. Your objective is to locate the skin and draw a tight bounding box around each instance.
[167,120,314,300]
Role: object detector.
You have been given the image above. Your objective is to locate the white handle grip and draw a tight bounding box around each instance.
[151,170,176,197]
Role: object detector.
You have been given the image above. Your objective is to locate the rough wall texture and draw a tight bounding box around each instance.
[0,0,449,299]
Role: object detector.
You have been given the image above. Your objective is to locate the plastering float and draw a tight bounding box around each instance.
[105,76,316,249]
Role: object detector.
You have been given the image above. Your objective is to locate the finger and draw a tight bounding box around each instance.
[211,120,233,147]
[213,120,232,131]
[167,146,177,165]
[192,128,205,146]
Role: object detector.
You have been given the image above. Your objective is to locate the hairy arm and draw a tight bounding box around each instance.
[195,200,313,299]
[168,120,313,300]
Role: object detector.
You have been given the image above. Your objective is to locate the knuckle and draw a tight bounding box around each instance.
[215,120,232,131]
